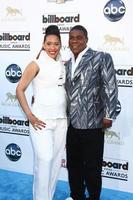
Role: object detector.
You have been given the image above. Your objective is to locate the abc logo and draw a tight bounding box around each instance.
[5,64,22,83]
[103,0,126,22]
[5,143,22,161]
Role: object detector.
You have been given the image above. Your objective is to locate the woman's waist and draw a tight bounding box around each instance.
[33,86,65,93]
[34,95,66,106]
[31,103,67,119]
[32,95,67,106]
[33,88,66,104]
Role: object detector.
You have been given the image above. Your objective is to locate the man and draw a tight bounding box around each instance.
[65,25,118,200]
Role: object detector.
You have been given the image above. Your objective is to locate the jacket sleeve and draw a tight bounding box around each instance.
[101,52,118,119]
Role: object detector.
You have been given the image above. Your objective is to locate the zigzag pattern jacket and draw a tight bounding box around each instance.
[65,48,118,129]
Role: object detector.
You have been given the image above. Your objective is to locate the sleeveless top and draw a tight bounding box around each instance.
[31,51,67,119]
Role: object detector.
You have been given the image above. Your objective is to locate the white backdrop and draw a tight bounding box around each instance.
[0,0,133,195]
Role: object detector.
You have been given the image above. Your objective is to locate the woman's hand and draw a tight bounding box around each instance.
[28,113,46,130]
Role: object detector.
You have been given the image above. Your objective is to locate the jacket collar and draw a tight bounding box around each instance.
[72,48,94,79]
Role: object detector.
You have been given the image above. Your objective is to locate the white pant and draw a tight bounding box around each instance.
[30,118,67,200]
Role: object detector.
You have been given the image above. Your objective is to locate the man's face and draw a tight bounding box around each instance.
[69,29,88,57]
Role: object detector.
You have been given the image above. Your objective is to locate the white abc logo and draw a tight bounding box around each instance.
[104,4,125,14]
[5,69,21,77]
[6,147,21,156]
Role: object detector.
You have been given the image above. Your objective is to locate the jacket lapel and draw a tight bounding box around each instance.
[72,48,94,81]
[66,58,72,83]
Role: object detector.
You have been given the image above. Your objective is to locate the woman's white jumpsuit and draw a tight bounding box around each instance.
[30,51,67,200]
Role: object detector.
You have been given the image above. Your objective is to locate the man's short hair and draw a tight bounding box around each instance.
[70,25,88,39]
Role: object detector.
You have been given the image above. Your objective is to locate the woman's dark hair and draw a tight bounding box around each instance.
[44,25,61,42]
[36,25,61,59]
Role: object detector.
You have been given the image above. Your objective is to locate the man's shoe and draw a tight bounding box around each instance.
[65,198,89,200]
[86,198,100,200]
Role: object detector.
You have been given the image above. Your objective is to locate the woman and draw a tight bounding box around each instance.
[16,25,67,200]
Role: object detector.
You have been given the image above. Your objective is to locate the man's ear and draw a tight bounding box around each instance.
[86,37,88,43]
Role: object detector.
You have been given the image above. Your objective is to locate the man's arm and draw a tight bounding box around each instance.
[101,52,118,128]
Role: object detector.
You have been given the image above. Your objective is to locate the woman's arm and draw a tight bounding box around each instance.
[16,61,46,130]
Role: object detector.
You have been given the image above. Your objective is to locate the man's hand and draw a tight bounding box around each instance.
[103,118,112,129]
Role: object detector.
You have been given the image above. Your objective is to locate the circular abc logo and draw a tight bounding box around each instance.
[5,143,22,161]
[5,64,22,83]
[103,0,126,22]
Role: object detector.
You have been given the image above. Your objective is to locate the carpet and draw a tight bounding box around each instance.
[0,169,133,200]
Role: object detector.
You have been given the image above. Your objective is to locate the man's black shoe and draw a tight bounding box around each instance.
[86,198,100,200]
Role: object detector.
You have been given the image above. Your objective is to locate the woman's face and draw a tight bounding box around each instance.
[43,35,61,59]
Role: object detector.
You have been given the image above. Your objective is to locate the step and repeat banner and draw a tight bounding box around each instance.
[0,0,133,196]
